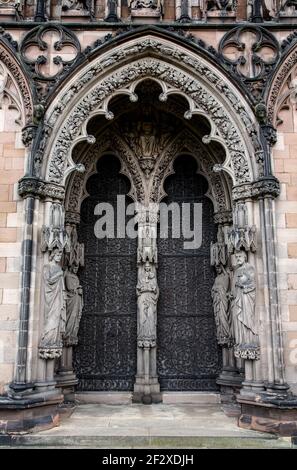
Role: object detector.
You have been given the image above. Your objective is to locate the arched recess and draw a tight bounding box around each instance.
[0,38,33,125]
[267,42,297,127]
[35,29,265,191]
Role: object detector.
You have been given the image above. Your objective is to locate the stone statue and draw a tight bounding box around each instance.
[206,0,235,11]
[39,248,66,359]
[211,264,232,346]
[64,264,84,347]
[137,263,159,346]
[138,121,157,158]
[230,251,259,359]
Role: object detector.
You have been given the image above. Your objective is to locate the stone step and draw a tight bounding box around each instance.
[0,434,293,449]
[73,392,221,405]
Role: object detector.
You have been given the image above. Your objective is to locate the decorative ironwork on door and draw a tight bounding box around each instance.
[74,155,137,391]
[157,155,222,391]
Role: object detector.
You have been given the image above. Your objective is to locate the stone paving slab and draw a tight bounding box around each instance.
[0,404,294,448]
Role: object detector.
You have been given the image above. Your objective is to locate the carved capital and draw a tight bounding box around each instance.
[234,344,260,361]
[252,177,280,199]
[18,177,65,201]
[213,210,233,225]
[232,183,253,202]
[39,347,63,360]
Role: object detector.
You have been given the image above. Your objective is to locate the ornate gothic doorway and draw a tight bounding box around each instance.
[157,155,222,391]
[74,155,137,391]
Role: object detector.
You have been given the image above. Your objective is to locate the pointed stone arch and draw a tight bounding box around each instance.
[34,31,264,191]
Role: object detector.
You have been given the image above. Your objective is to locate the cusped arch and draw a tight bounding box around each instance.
[39,31,264,190]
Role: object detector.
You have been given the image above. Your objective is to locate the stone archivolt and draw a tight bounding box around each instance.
[40,36,260,188]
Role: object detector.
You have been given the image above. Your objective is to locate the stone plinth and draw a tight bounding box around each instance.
[238,395,297,436]
[0,394,63,434]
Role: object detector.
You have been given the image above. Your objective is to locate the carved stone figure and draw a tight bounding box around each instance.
[137,263,159,346]
[211,264,232,346]
[138,221,157,264]
[129,0,159,9]
[39,249,66,359]
[62,0,88,11]
[230,251,259,360]
[64,264,83,347]
[206,0,235,11]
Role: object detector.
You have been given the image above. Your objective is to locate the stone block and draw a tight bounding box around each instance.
[288,243,297,258]
[0,228,17,243]
[0,202,16,213]
[287,186,297,200]
[289,305,297,322]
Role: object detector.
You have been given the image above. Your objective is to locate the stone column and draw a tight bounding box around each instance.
[8,195,36,396]
[133,205,161,404]
[256,181,289,393]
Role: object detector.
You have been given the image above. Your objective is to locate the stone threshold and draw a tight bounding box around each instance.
[73,392,221,405]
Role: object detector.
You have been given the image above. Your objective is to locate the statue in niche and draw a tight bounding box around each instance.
[64,264,84,347]
[230,251,259,359]
[39,248,66,359]
[211,264,232,347]
[138,121,157,157]
[137,263,159,346]
[135,120,158,176]
[62,0,88,10]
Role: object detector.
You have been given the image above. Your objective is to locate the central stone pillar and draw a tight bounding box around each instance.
[133,205,161,404]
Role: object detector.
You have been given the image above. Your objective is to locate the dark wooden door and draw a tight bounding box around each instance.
[157,155,222,391]
[74,155,137,391]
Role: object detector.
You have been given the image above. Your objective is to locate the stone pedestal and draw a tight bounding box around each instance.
[0,394,63,434]
[237,394,297,436]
